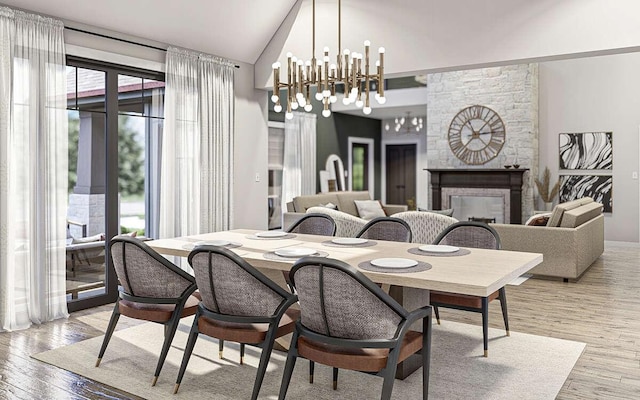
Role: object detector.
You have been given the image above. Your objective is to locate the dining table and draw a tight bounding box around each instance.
[147,228,543,378]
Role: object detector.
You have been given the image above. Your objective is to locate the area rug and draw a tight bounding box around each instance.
[32,317,584,400]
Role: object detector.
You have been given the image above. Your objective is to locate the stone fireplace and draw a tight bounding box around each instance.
[428,169,528,224]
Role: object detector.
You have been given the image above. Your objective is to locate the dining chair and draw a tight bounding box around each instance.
[96,236,199,386]
[356,216,412,243]
[393,211,458,244]
[429,221,508,357]
[278,257,432,400]
[173,245,299,400]
[286,213,337,236]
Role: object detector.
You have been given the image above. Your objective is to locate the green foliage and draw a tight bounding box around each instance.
[67,113,145,198]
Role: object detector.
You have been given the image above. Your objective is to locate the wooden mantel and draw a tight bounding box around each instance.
[427,168,529,224]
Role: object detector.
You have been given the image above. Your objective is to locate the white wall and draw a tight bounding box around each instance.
[539,53,640,242]
[257,0,640,89]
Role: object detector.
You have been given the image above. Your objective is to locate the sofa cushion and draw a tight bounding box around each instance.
[354,200,386,220]
[336,191,373,216]
[293,193,340,213]
[559,202,603,228]
[546,197,593,227]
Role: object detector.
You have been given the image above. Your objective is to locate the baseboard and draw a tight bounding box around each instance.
[605,240,640,248]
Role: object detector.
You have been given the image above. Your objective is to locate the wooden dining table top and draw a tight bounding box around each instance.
[147,229,542,297]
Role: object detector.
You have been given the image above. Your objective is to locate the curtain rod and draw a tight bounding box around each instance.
[64,26,240,68]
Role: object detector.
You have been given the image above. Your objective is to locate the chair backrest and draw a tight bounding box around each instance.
[356,217,412,242]
[287,213,336,236]
[434,221,501,250]
[290,257,408,340]
[109,236,195,299]
[188,246,292,317]
[393,211,458,244]
[305,207,367,237]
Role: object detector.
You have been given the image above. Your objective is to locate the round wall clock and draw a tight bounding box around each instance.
[447,105,506,165]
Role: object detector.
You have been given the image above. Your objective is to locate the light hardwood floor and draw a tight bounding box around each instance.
[1,243,639,399]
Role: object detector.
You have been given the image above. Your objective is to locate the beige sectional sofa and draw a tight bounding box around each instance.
[283,191,407,232]
[491,197,604,281]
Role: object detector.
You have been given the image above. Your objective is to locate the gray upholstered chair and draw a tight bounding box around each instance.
[286,212,336,236]
[278,257,432,400]
[356,217,412,243]
[393,211,458,244]
[174,245,299,400]
[96,236,199,386]
[429,221,508,357]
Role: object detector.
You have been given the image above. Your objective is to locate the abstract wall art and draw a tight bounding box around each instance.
[560,175,612,213]
[559,132,612,170]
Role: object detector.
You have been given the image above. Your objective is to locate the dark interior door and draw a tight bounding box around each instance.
[386,144,416,205]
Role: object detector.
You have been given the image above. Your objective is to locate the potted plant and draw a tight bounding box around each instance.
[534,167,560,211]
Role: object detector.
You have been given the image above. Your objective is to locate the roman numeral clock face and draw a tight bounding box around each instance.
[448,105,506,165]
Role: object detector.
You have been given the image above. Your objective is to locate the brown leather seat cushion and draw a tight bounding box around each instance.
[430,290,499,309]
[119,293,200,322]
[297,330,423,372]
[197,308,300,344]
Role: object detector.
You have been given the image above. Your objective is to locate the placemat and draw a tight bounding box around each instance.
[263,250,329,261]
[245,233,297,240]
[181,242,243,251]
[407,247,471,257]
[321,240,378,248]
[358,260,432,273]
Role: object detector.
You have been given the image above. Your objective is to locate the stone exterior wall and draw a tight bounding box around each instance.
[426,64,539,219]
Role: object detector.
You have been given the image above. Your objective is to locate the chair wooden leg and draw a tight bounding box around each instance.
[153,316,181,386]
[433,306,441,325]
[499,287,510,336]
[96,303,120,367]
[423,314,432,400]
[219,339,224,359]
[332,367,338,390]
[278,331,299,400]
[481,297,489,357]
[251,330,278,400]
[174,317,200,394]
[240,343,245,365]
[309,361,315,383]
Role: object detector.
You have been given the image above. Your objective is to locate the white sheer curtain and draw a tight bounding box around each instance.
[281,111,317,214]
[160,48,234,240]
[0,7,68,331]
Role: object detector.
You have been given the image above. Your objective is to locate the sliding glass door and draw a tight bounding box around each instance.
[65,57,164,312]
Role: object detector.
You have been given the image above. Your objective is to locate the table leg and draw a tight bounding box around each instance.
[389,285,430,380]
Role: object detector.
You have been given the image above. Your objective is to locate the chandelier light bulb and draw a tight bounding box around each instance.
[271,94,279,103]
[394,118,399,124]
[285,112,293,120]
[304,104,312,112]
[291,101,299,110]
[342,96,350,105]
[395,126,400,132]
[272,62,280,69]
[274,104,282,113]
[330,95,337,103]
[378,47,385,54]
[377,96,386,104]
[299,97,306,107]
[291,56,297,63]
[315,92,323,101]
[322,109,331,118]
[364,40,371,47]
[323,89,331,98]
[363,106,372,115]
[355,100,364,108]
[286,52,292,58]
[385,123,390,131]
[344,49,350,55]
[416,126,420,132]
[400,117,405,125]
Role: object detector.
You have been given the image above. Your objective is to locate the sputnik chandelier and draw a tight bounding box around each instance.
[271,0,386,119]
[385,112,424,134]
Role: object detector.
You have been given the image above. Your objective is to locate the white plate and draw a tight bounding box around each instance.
[194,240,230,247]
[275,247,317,257]
[419,244,460,253]
[331,238,368,245]
[255,231,288,238]
[370,258,418,269]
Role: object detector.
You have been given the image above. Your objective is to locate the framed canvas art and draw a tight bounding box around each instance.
[559,132,612,170]
[559,175,612,213]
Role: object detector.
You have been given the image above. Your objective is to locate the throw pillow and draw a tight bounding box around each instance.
[354,200,386,220]
[418,208,454,217]
[71,233,104,244]
[525,213,552,226]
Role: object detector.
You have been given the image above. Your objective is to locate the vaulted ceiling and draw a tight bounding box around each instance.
[0,0,298,64]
